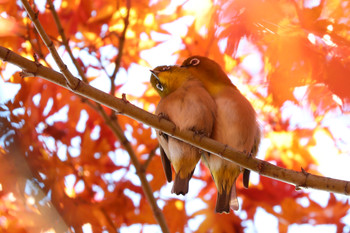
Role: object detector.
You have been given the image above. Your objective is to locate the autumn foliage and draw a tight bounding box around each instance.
[0,0,350,232]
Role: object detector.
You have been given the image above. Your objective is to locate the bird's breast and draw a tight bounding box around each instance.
[213,87,258,153]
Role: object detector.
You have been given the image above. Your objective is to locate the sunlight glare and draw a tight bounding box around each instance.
[64,186,76,198]
[26,196,35,205]
[332,94,343,106]
[119,7,128,17]
[126,29,136,39]
[157,0,187,15]
[64,174,77,198]
[175,200,184,211]
[224,54,237,72]
[322,34,336,47]
[269,132,293,148]
[307,129,347,179]
[0,216,9,229]
[7,192,16,202]
[327,24,333,32]
[82,223,93,233]
[307,33,316,45]
[43,228,56,233]
[144,13,155,26]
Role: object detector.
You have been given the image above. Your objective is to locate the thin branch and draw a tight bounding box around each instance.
[65,155,119,233]
[1,46,349,197]
[20,0,79,89]
[101,207,120,233]
[18,1,170,232]
[143,146,158,170]
[110,0,131,96]
[25,19,51,68]
[46,0,88,83]
[45,0,164,227]
[95,105,169,233]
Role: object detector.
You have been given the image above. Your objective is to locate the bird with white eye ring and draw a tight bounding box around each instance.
[181,56,261,213]
[150,65,217,195]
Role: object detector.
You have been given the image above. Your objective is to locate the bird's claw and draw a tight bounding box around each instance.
[242,150,253,158]
[158,112,170,122]
[157,113,176,136]
[159,131,169,142]
[190,127,207,140]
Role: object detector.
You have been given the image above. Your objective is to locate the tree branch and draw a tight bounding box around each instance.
[46,0,88,83]
[109,0,130,118]
[19,1,170,232]
[95,104,169,233]
[110,0,130,89]
[1,46,349,197]
[65,153,119,233]
[20,0,79,89]
[143,146,158,170]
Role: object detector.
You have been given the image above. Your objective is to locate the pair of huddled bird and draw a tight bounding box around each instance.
[150,56,260,213]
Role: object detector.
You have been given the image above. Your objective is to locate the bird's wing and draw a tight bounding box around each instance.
[160,145,172,182]
[243,129,260,189]
[243,169,250,188]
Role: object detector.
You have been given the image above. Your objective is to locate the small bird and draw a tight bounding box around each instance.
[181,56,261,213]
[150,65,216,195]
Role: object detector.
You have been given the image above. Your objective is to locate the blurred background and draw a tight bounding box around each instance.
[0,0,349,232]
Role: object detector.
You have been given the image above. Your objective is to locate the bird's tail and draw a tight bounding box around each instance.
[230,184,239,211]
[216,182,239,213]
[216,190,231,214]
[171,172,193,195]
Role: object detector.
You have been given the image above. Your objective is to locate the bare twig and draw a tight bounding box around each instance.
[46,0,88,83]
[1,46,349,197]
[143,146,158,170]
[25,20,52,68]
[20,0,80,90]
[65,155,119,233]
[46,0,165,227]
[110,0,131,96]
[96,104,169,233]
[109,0,131,120]
[19,1,170,232]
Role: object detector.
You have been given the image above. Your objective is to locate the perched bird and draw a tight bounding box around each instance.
[150,65,216,195]
[181,56,261,213]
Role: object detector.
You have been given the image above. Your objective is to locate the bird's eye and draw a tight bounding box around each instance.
[161,66,171,71]
[156,82,164,91]
[189,58,200,66]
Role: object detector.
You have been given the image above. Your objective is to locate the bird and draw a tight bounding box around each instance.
[180,56,261,213]
[150,65,216,195]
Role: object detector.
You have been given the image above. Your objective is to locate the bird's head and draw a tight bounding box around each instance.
[150,65,191,98]
[180,56,235,95]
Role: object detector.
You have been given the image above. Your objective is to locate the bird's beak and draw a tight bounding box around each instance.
[150,69,160,75]
[150,69,160,80]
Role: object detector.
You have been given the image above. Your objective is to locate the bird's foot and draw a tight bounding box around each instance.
[242,149,253,158]
[157,112,170,122]
[190,127,207,140]
[158,112,177,136]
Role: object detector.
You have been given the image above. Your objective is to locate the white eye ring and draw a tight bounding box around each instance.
[156,82,164,91]
[161,66,171,71]
[189,58,200,66]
